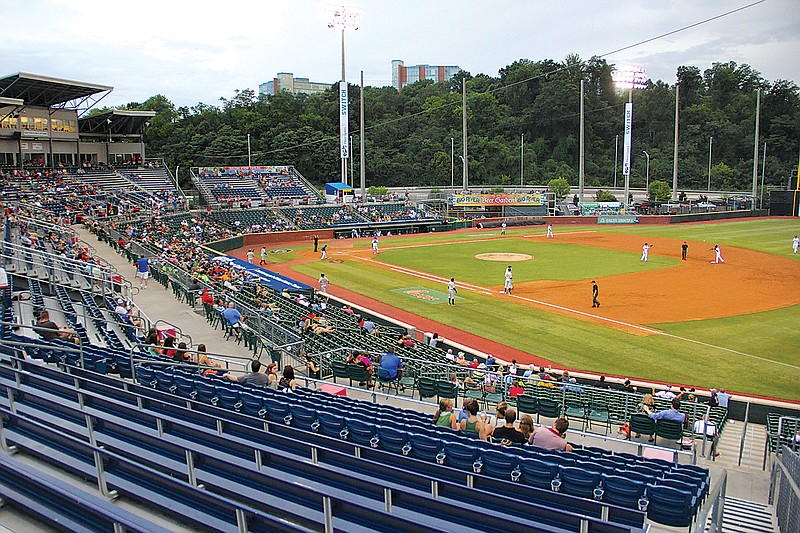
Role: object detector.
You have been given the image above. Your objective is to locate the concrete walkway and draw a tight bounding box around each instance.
[72,225,256,371]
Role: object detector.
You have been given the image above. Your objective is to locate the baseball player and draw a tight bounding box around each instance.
[503,266,513,294]
[640,242,652,262]
[793,235,799,254]
[447,278,457,305]
[591,280,600,308]
[318,273,330,293]
[372,236,379,254]
[711,244,724,264]
[546,224,554,238]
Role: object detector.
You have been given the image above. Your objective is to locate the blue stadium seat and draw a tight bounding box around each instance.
[644,484,698,527]
[602,475,647,509]
[558,466,603,499]
[518,457,559,490]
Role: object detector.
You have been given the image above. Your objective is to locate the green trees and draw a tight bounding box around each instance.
[548,177,571,200]
[134,57,798,192]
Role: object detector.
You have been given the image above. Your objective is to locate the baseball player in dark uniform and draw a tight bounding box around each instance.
[591,280,600,308]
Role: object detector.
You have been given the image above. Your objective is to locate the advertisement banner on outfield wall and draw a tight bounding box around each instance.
[597,215,638,224]
[452,193,543,207]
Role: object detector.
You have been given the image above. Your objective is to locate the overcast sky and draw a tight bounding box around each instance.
[3,0,798,108]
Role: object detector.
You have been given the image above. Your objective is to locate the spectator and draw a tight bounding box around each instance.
[172,341,189,363]
[459,398,488,440]
[518,414,535,442]
[491,408,525,445]
[378,346,402,380]
[693,414,720,458]
[707,388,719,407]
[655,385,676,400]
[194,344,220,375]
[114,298,128,316]
[145,329,162,355]
[225,360,270,386]
[163,336,177,358]
[650,398,688,427]
[433,398,458,429]
[265,363,279,389]
[278,365,296,391]
[529,417,573,452]
[717,389,731,409]
[306,355,320,379]
[34,310,78,344]
[362,317,376,335]
[221,302,243,340]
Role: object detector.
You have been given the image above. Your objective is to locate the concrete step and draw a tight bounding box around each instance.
[705,497,778,533]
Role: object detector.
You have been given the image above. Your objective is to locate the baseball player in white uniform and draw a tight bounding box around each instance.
[640,242,652,262]
[318,274,330,293]
[372,236,379,254]
[503,266,513,294]
[447,278,457,305]
[546,224,554,238]
[712,244,724,264]
[793,235,799,254]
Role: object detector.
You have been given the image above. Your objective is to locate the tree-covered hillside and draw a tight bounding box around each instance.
[120,56,799,191]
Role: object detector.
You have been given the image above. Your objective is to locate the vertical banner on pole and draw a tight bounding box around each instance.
[339,81,349,159]
[622,102,633,177]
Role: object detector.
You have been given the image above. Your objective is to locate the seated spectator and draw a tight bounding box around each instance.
[265,363,279,389]
[529,417,573,452]
[491,408,526,445]
[378,346,402,381]
[172,341,190,363]
[655,385,677,400]
[433,398,458,429]
[225,360,270,386]
[114,298,128,316]
[278,365,296,391]
[35,310,78,344]
[163,336,177,358]
[635,393,656,440]
[485,401,508,438]
[459,398,488,440]
[362,317,377,335]
[449,373,463,389]
[200,288,214,307]
[693,414,720,457]
[221,302,243,339]
[396,333,414,348]
[518,414,535,442]
[194,344,221,375]
[649,397,688,427]
[145,329,162,355]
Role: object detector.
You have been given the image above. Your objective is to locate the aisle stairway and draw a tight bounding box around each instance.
[704,497,778,533]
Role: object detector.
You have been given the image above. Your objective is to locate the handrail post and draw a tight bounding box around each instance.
[738,401,750,467]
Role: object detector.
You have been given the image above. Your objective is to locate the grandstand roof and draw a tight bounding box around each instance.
[0,72,113,109]
[0,96,24,107]
[78,109,156,136]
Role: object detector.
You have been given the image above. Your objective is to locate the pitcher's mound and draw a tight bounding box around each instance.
[475,253,533,262]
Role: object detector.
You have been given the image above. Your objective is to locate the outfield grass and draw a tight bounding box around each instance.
[286,218,800,400]
[376,240,677,284]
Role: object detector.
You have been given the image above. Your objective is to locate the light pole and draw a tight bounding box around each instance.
[246,133,251,168]
[613,134,619,189]
[326,5,363,185]
[707,137,713,191]
[642,150,650,198]
[350,134,354,184]
[450,137,454,193]
[520,132,524,187]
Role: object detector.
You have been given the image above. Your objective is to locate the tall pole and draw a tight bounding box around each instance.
[579,79,585,201]
[707,137,713,191]
[623,89,633,207]
[613,134,618,190]
[643,150,650,197]
[340,28,348,185]
[520,133,524,187]
[247,133,251,168]
[672,84,679,201]
[760,142,767,208]
[752,88,761,206]
[462,79,468,191]
[359,70,365,200]
[349,134,354,184]
[450,137,454,192]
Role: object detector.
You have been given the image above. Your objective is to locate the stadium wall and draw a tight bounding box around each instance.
[242,230,333,248]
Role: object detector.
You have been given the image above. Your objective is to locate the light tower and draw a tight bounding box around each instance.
[612,64,647,207]
[326,5,363,185]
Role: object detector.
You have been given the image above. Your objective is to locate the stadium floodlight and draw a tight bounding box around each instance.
[325,4,364,186]
[612,64,648,91]
[612,64,647,208]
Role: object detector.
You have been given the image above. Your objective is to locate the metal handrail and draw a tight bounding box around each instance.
[693,469,728,533]
[0,321,84,369]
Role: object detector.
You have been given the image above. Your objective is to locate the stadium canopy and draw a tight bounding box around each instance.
[78,109,156,137]
[0,72,113,115]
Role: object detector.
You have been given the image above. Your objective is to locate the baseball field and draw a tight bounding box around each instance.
[239,218,800,401]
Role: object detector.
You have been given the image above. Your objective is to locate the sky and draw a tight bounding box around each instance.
[2,0,798,108]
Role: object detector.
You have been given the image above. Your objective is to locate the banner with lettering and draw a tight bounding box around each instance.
[452,193,543,207]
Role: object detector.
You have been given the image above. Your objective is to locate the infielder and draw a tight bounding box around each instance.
[447,278,457,305]
[372,236,379,254]
[711,244,724,264]
[640,242,652,262]
[546,224,554,238]
[503,266,513,294]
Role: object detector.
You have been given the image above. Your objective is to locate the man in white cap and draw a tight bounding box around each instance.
[655,385,676,400]
[114,298,128,316]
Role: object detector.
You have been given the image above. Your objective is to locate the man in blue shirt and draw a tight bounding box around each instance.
[221,302,243,340]
[650,398,687,425]
[136,257,149,290]
[379,347,402,380]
